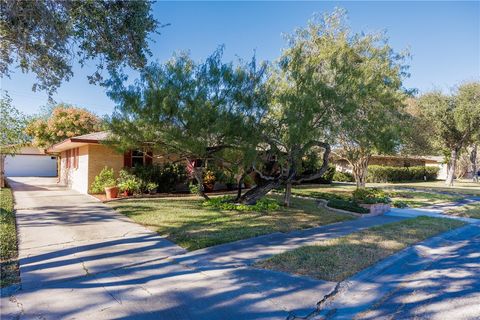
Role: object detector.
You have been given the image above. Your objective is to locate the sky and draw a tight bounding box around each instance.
[2,1,479,117]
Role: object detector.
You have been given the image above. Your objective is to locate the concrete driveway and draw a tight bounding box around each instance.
[0,177,339,319]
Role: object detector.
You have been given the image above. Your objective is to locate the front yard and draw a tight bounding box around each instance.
[0,187,19,287]
[110,195,354,251]
[256,216,465,282]
[444,202,480,219]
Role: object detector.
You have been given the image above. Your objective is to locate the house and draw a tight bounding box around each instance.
[333,154,447,180]
[46,132,177,194]
[3,145,58,177]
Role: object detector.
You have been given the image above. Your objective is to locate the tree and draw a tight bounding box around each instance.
[418,82,480,186]
[25,104,103,148]
[1,0,159,96]
[0,93,28,186]
[107,48,269,199]
[331,30,409,187]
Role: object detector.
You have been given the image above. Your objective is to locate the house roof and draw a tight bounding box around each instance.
[47,131,110,153]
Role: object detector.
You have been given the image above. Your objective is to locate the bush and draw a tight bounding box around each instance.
[117,170,142,194]
[327,199,369,214]
[131,163,188,193]
[352,188,390,204]
[203,196,280,212]
[90,167,116,194]
[392,200,408,208]
[333,171,355,182]
[367,165,440,183]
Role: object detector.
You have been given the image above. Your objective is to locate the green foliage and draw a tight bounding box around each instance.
[333,171,355,182]
[25,105,102,148]
[189,182,200,195]
[0,93,28,154]
[392,200,408,208]
[327,199,369,214]
[0,188,16,260]
[90,167,116,194]
[131,163,188,193]
[352,188,390,204]
[203,196,280,212]
[117,170,142,194]
[2,0,158,96]
[203,170,216,186]
[367,165,439,183]
[146,182,158,193]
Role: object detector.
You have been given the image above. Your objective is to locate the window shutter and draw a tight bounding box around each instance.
[145,151,153,166]
[74,148,79,169]
[66,150,71,168]
[124,151,132,168]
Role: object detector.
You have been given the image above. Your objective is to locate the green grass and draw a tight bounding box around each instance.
[1,187,19,287]
[291,184,463,209]
[111,195,354,251]
[444,203,480,219]
[387,190,463,208]
[370,180,480,196]
[256,216,465,282]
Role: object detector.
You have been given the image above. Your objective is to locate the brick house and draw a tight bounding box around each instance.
[47,132,178,194]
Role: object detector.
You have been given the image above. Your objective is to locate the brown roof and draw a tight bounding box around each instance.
[47,131,110,153]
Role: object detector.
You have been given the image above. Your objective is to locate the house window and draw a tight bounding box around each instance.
[131,150,145,167]
[65,148,79,169]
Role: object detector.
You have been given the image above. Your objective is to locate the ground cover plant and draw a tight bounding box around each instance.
[111,195,354,250]
[0,187,19,287]
[256,217,465,282]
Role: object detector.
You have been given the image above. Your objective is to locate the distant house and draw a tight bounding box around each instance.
[46,132,178,194]
[4,145,58,177]
[333,154,447,180]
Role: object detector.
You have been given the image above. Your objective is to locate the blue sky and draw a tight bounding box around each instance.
[2,1,479,116]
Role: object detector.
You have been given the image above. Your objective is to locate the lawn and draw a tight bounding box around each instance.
[256,216,464,282]
[290,183,463,208]
[110,195,354,251]
[0,187,19,287]
[371,180,480,196]
[444,203,480,219]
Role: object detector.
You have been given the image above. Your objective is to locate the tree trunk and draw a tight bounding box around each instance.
[352,156,369,188]
[471,145,478,182]
[234,175,244,201]
[193,167,209,200]
[238,179,280,205]
[445,148,459,186]
[283,182,292,207]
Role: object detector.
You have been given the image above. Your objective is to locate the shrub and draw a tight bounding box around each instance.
[146,182,158,193]
[90,167,116,194]
[131,163,188,193]
[189,182,200,195]
[333,171,355,182]
[203,196,280,212]
[367,165,440,183]
[327,199,369,214]
[117,170,141,194]
[393,200,408,208]
[352,188,390,204]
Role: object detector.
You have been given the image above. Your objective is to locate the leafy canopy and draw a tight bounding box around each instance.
[25,104,103,148]
[0,93,28,155]
[1,0,159,96]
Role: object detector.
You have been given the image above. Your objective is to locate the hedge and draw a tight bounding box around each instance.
[333,171,355,182]
[327,199,369,214]
[367,165,440,183]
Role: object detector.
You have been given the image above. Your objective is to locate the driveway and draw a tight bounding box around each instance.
[1,177,340,319]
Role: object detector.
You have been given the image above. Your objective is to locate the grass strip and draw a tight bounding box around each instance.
[1,187,19,287]
[256,216,465,282]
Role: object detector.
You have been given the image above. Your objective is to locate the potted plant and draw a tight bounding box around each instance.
[118,170,141,196]
[90,167,118,199]
[203,170,216,192]
[146,182,158,195]
[104,182,119,200]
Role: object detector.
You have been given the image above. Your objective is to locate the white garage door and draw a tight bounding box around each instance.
[5,155,58,177]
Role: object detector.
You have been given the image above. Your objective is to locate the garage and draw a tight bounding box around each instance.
[4,146,57,177]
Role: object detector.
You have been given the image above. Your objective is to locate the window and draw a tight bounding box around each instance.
[131,150,144,167]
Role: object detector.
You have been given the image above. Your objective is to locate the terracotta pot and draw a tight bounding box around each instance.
[105,186,119,200]
[123,190,133,197]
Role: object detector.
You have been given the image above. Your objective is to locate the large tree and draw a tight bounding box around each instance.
[107,48,269,199]
[418,82,480,186]
[25,104,103,148]
[1,0,159,96]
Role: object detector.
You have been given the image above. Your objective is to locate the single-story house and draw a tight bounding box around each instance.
[46,131,178,194]
[3,145,58,177]
[333,154,447,180]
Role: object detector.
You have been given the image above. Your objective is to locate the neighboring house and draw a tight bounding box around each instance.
[46,132,177,194]
[4,145,58,177]
[333,154,447,180]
